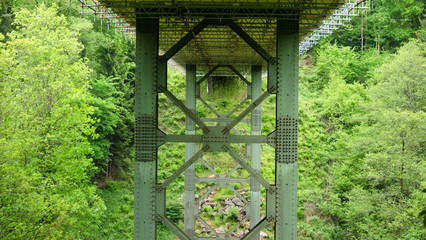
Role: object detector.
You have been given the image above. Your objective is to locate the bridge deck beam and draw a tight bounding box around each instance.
[134,17,299,240]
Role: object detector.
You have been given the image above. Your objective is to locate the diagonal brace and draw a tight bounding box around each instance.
[197,216,218,236]
[226,216,248,237]
[223,91,271,133]
[157,214,192,240]
[228,65,251,85]
[241,218,269,240]
[161,19,272,64]
[161,147,207,188]
[226,97,249,118]
[196,65,220,85]
[160,86,209,132]
[199,97,220,117]
[224,19,273,61]
[227,148,271,189]
[197,184,219,205]
[162,19,210,61]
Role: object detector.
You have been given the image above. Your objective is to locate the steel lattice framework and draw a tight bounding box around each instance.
[79,0,366,74]
[76,1,367,239]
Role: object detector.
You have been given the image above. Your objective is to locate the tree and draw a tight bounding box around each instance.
[311,42,388,88]
[328,40,426,239]
[0,0,14,40]
[317,76,367,127]
[80,23,135,180]
[0,5,105,239]
[329,0,424,52]
[87,75,122,178]
[372,40,426,112]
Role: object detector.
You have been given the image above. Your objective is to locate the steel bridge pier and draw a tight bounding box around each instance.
[134,17,298,240]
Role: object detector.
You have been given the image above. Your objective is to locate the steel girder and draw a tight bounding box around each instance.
[134,16,299,239]
[134,18,159,240]
[275,19,299,240]
[78,0,366,73]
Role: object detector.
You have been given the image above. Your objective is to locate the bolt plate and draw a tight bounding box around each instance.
[202,126,230,152]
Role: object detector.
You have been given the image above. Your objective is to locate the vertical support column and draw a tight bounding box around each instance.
[275,20,299,240]
[250,65,262,238]
[184,64,197,238]
[134,18,159,240]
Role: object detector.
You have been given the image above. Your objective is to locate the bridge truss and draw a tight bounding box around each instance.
[76,1,367,239]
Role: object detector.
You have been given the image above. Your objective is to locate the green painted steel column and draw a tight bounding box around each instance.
[250,65,262,239]
[134,18,159,240]
[275,19,299,240]
[184,64,197,238]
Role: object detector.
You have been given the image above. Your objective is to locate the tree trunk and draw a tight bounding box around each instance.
[361,11,364,51]
[398,138,406,238]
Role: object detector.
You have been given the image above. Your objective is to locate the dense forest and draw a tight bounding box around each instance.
[0,0,424,239]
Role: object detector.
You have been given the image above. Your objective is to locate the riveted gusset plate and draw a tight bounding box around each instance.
[266,185,277,222]
[276,116,298,163]
[202,126,230,152]
[135,114,157,162]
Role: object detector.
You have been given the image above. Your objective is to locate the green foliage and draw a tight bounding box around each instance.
[88,75,121,174]
[328,0,424,52]
[420,187,426,227]
[78,14,136,180]
[0,0,14,40]
[317,77,367,127]
[201,205,214,215]
[0,1,424,239]
[158,224,179,240]
[224,206,240,222]
[297,38,426,239]
[298,215,343,240]
[0,5,105,239]
[313,42,360,86]
[321,40,426,239]
[372,39,426,112]
[97,181,134,239]
[166,199,184,223]
[312,42,389,89]
[200,76,249,116]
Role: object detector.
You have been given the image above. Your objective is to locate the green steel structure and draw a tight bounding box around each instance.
[84,0,359,239]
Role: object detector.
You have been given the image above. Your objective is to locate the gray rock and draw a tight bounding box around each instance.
[260,231,269,239]
[232,197,243,206]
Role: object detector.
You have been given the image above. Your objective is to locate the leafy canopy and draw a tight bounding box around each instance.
[0,5,105,239]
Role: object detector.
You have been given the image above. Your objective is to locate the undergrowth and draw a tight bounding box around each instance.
[97,65,326,239]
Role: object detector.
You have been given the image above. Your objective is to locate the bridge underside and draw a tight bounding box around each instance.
[92,1,349,239]
[135,18,297,240]
[97,0,349,75]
